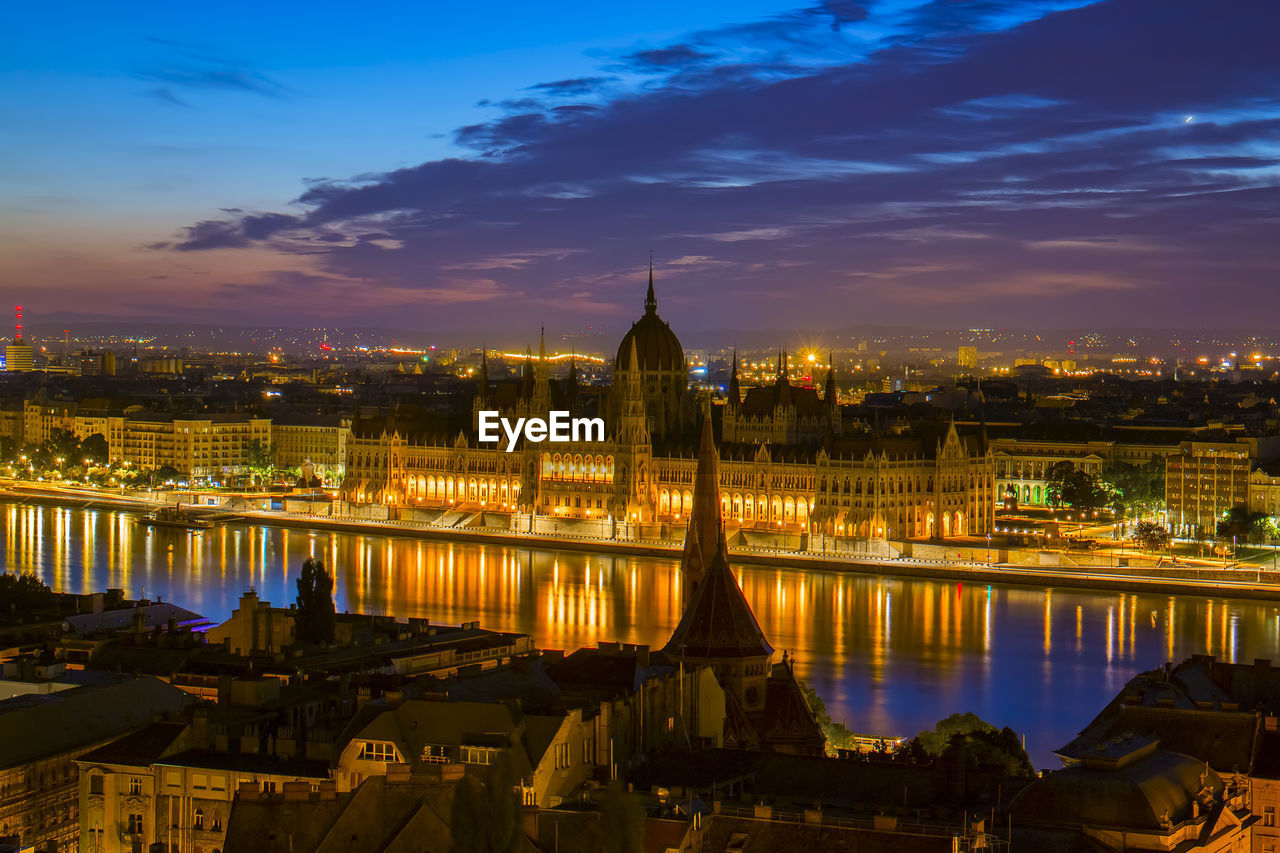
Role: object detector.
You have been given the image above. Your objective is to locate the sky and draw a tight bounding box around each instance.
[1,0,1276,335]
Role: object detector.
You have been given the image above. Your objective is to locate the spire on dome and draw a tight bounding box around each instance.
[645,255,657,315]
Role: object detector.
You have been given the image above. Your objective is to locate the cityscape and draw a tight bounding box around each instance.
[2,1,1279,852]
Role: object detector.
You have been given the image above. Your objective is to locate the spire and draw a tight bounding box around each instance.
[566,350,578,408]
[619,337,650,445]
[665,412,773,661]
[680,412,728,587]
[728,349,741,405]
[478,348,489,404]
[522,346,534,399]
[644,255,657,315]
[824,352,837,407]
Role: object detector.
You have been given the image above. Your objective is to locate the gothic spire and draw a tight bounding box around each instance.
[478,348,489,404]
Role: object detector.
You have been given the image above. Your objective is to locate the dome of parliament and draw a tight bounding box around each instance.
[614,268,684,373]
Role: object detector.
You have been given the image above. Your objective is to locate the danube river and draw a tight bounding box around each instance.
[5,500,1279,765]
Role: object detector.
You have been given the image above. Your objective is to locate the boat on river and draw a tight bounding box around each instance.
[137,504,214,531]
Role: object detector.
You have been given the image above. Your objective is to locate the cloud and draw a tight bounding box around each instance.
[135,36,290,104]
[528,77,614,96]
[160,0,1280,329]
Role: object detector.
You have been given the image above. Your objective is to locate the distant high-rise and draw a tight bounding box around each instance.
[958,346,978,369]
[5,305,34,372]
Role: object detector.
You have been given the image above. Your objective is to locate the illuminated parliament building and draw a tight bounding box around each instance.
[341,269,996,542]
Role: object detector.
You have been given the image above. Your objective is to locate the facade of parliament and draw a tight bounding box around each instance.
[341,271,996,542]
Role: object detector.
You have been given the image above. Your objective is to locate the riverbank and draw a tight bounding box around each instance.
[4,484,1279,601]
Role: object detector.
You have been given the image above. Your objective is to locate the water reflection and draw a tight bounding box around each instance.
[4,499,1280,765]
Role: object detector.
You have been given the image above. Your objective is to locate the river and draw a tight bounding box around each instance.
[4,499,1277,766]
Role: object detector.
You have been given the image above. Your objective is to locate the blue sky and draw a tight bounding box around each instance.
[1,0,1276,333]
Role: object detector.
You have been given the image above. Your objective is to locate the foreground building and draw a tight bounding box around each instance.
[0,674,189,853]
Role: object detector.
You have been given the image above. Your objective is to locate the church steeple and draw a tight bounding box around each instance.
[680,412,728,589]
[478,348,489,405]
[644,255,657,315]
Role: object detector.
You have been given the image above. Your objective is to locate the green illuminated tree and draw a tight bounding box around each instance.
[246,439,276,487]
[1133,520,1171,552]
[1217,505,1270,544]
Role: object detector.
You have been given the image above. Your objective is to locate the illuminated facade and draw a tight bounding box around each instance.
[1166,438,1280,535]
[121,414,271,478]
[341,296,995,540]
[992,437,1179,508]
[271,416,351,483]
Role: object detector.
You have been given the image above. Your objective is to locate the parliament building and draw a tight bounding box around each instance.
[340,270,996,542]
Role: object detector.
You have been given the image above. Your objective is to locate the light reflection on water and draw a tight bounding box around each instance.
[5,499,1280,765]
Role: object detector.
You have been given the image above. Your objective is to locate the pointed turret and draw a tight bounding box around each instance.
[728,350,741,406]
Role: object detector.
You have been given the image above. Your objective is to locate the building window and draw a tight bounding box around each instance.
[357,741,399,762]
[193,808,204,831]
[462,746,496,765]
[128,778,143,796]
[89,775,104,795]
[1266,806,1276,827]
[127,814,144,835]
[421,744,452,764]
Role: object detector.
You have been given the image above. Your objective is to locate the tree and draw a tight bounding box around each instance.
[450,751,524,853]
[1044,462,1075,508]
[1133,520,1172,552]
[294,557,335,644]
[81,433,110,466]
[1099,459,1165,518]
[800,681,857,753]
[0,572,55,619]
[909,711,1033,777]
[246,439,276,487]
[1218,505,1270,544]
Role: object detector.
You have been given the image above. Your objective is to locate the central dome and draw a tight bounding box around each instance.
[614,267,684,372]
